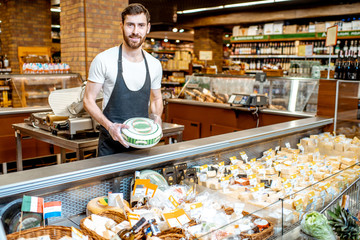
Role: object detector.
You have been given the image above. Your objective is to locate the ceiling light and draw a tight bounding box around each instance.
[51,25,61,28]
[176,40,180,43]
[172,28,178,32]
[225,34,229,38]
[177,5,224,14]
[226,44,230,47]
[50,8,61,12]
[164,38,168,42]
[177,0,293,14]
[179,29,184,33]
[151,38,155,42]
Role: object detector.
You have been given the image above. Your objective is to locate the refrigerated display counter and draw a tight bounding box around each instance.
[0,117,338,239]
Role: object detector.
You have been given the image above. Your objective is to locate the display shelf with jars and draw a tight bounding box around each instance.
[0,73,83,108]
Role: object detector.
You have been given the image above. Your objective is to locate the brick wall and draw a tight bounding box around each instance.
[61,0,127,79]
[194,27,224,73]
[0,0,51,73]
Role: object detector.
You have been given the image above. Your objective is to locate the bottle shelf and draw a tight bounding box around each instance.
[230,55,337,59]
[231,30,360,43]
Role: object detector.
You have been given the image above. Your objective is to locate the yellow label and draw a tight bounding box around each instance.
[290,174,298,179]
[284,183,292,189]
[256,165,264,170]
[315,148,319,152]
[230,156,237,161]
[245,164,251,170]
[250,158,256,163]
[324,133,330,138]
[169,195,179,208]
[257,183,265,189]
[250,186,259,192]
[248,174,256,179]
[273,162,279,166]
[265,156,271,161]
[219,161,225,167]
[230,165,238,170]
[281,177,287,183]
[294,198,303,207]
[190,202,203,210]
[186,186,194,196]
[298,166,304,170]
[307,191,315,203]
[240,151,246,155]
[220,174,233,182]
[324,183,331,189]
[98,197,108,206]
[200,164,208,172]
[310,161,316,166]
[307,171,313,176]
[297,143,301,147]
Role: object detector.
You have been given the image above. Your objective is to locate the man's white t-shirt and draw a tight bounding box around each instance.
[88,46,162,109]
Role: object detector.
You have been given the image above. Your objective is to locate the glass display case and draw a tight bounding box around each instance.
[180,75,319,113]
[334,80,360,139]
[0,73,83,108]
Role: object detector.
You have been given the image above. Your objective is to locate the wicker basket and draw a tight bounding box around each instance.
[80,211,126,240]
[239,212,274,240]
[6,226,72,240]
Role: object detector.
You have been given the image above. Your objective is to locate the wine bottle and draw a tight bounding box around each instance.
[334,51,342,79]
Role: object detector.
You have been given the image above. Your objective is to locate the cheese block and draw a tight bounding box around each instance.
[121,117,162,148]
[87,196,128,215]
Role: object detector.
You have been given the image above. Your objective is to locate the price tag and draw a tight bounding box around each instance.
[248,174,257,186]
[294,198,304,211]
[230,165,239,175]
[297,144,305,153]
[133,179,150,198]
[284,182,292,195]
[230,156,239,165]
[72,227,88,240]
[190,202,203,210]
[245,164,253,175]
[200,164,208,172]
[186,186,194,197]
[274,162,282,172]
[250,187,262,201]
[163,208,191,228]
[285,142,291,149]
[220,174,233,182]
[219,161,225,167]
[266,156,273,167]
[256,182,265,190]
[146,182,158,198]
[169,195,180,208]
[240,151,248,162]
[257,165,266,176]
[127,213,141,227]
[250,158,256,168]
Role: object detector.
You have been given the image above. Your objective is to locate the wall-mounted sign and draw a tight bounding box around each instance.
[199,51,213,61]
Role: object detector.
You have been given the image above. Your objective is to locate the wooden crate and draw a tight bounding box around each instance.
[263,69,284,77]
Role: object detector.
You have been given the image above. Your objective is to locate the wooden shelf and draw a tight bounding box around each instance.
[231,30,360,43]
[230,55,336,59]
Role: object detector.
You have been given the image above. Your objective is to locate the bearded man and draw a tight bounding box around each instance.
[84,3,163,156]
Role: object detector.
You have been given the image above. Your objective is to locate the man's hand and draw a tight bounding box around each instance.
[108,123,130,148]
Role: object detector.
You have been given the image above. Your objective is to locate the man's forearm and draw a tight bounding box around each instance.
[151,98,163,117]
[84,101,112,131]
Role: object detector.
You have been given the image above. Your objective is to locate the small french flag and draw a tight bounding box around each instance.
[43,201,62,219]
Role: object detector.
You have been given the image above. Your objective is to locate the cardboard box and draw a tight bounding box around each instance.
[283,25,297,34]
[264,23,274,35]
[325,21,336,30]
[273,22,284,34]
[343,22,352,31]
[352,20,360,30]
[232,25,240,36]
[248,25,258,35]
[297,24,309,33]
[308,24,315,33]
[315,22,326,32]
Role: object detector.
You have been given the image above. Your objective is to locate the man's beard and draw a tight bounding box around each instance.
[123,33,146,49]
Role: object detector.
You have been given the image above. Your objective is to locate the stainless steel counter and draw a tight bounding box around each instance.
[0,107,52,116]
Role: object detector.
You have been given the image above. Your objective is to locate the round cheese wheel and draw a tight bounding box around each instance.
[86,196,129,215]
[121,117,162,148]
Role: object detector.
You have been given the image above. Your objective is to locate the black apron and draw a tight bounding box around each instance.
[98,45,151,157]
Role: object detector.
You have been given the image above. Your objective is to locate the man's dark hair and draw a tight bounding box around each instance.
[121,3,150,24]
